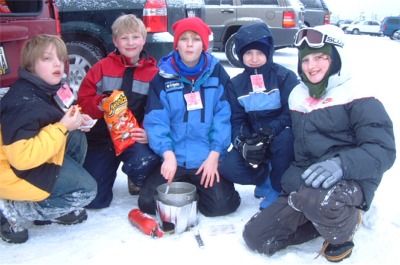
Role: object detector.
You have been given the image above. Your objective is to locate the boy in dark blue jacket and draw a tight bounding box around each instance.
[219,22,299,209]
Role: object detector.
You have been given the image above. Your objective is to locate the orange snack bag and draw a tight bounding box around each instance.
[102,90,139,156]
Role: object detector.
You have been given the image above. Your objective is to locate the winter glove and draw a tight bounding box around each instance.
[258,126,275,144]
[258,126,275,158]
[301,157,343,189]
[237,133,267,168]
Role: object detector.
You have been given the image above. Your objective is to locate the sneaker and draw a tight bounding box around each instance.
[263,222,320,256]
[33,209,88,226]
[259,189,280,210]
[0,211,28,244]
[254,177,272,198]
[128,178,140,195]
[323,241,355,262]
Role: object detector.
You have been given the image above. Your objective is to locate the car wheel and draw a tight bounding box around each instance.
[66,41,104,96]
[225,33,242,68]
[391,30,399,40]
[352,29,360,35]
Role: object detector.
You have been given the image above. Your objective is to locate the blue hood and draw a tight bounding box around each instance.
[234,22,275,66]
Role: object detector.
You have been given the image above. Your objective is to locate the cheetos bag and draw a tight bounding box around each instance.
[102,90,139,156]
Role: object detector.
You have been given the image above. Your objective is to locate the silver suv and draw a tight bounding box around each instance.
[204,0,304,67]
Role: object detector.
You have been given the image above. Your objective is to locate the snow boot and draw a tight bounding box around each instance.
[322,241,354,262]
[128,177,141,195]
[259,188,280,210]
[319,210,362,262]
[0,211,28,244]
[33,209,88,226]
[254,176,272,198]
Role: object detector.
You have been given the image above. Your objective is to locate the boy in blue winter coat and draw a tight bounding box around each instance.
[219,22,299,209]
[138,17,241,217]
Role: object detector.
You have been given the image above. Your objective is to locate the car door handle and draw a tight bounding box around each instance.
[221,9,234,13]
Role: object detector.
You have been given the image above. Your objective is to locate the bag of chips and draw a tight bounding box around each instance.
[102,90,139,156]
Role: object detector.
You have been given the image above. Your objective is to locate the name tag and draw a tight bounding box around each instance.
[184,91,203,111]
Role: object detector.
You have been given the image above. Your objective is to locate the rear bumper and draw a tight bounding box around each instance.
[270,27,299,48]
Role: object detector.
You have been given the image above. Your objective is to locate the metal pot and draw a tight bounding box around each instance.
[155,195,199,234]
[156,182,197,207]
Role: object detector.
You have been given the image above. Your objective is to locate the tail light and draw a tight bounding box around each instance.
[283,11,296,28]
[324,14,330,25]
[49,0,62,36]
[143,0,168,33]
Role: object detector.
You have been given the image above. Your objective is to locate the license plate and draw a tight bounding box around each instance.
[0,46,10,76]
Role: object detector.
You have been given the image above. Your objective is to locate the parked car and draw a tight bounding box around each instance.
[393,30,400,41]
[204,0,304,67]
[345,20,381,36]
[299,0,330,27]
[334,19,354,32]
[380,16,400,39]
[0,0,61,98]
[55,0,209,95]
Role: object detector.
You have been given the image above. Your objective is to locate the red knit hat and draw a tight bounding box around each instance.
[172,17,211,52]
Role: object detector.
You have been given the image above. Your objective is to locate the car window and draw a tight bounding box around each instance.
[1,0,41,13]
[299,0,323,8]
[388,18,399,24]
[241,0,278,5]
[205,0,233,5]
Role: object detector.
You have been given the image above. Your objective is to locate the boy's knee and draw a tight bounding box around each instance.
[138,195,156,215]
[198,191,241,217]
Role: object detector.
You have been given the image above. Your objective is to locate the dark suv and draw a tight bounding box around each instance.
[204,0,304,67]
[0,0,60,97]
[55,0,208,95]
[299,0,330,27]
[380,16,400,40]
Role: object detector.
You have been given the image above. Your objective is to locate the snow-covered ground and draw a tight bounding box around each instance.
[2,34,400,265]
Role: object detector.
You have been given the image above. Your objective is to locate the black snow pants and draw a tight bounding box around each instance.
[242,180,364,256]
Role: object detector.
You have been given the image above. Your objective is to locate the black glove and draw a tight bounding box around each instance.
[237,133,267,168]
[258,126,275,144]
[301,157,343,189]
[258,126,274,158]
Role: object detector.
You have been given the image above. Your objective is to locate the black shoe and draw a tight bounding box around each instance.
[128,178,140,195]
[323,241,354,262]
[0,211,28,244]
[263,221,320,256]
[33,209,88,226]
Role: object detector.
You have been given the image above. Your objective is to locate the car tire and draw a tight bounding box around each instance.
[66,41,104,96]
[352,29,360,35]
[225,33,242,68]
[391,30,399,40]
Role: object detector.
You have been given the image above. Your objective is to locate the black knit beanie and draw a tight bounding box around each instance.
[240,39,270,58]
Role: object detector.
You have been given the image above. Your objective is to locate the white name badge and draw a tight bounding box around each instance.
[184,91,203,111]
[250,74,266,93]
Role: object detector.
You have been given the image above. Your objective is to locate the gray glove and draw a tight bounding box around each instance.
[301,157,343,189]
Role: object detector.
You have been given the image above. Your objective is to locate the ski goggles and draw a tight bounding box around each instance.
[294,28,344,48]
